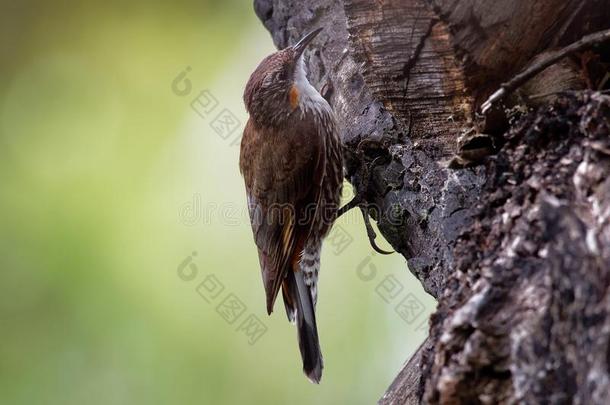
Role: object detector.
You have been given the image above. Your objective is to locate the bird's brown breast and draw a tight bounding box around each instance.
[240,107,342,311]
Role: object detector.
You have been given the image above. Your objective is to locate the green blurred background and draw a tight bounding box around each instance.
[0,1,434,404]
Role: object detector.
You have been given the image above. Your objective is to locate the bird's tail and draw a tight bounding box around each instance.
[283,270,323,383]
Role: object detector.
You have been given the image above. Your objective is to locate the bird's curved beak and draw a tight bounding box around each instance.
[292,28,323,59]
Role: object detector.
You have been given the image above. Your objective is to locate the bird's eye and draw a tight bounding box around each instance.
[277,70,288,82]
[262,73,275,87]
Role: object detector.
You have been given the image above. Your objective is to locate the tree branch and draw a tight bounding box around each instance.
[482,28,610,113]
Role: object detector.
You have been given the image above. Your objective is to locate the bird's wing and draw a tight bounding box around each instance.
[240,118,325,314]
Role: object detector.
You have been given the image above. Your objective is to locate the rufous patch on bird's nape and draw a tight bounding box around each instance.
[289,85,300,109]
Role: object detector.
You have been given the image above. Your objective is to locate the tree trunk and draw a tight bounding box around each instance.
[253,0,610,403]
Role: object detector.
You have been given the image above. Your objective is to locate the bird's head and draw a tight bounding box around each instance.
[244,28,323,127]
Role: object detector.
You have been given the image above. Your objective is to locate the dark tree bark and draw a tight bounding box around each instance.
[253,0,610,403]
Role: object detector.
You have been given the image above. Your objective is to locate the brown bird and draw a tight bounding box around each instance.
[239,28,343,383]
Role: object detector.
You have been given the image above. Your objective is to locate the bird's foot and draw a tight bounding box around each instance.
[337,153,393,255]
[359,204,393,255]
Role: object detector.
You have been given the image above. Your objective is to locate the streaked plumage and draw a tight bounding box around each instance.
[239,29,343,383]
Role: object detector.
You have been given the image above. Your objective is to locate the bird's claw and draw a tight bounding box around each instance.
[360,206,394,255]
[337,152,393,254]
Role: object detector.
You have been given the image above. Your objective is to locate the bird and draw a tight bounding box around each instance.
[239,28,343,383]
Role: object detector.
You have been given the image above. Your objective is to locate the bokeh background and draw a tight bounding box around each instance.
[0,1,435,404]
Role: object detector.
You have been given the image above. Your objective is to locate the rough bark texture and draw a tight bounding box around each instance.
[253,0,610,403]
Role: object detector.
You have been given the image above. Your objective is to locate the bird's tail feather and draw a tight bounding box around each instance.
[285,270,323,383]
[281,279,296,323]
